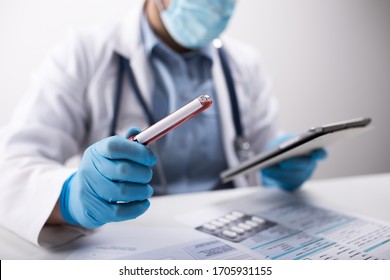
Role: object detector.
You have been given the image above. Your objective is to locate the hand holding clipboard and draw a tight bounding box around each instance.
[220,117,372,184]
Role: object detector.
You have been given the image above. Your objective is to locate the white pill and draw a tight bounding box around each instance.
[217,217,231,225]
[224,214,238,221]
[231,211,245,218]
[245,220,259,228]
[230,226,245,234]
[222,230,238,239]
[251,216,266,224]
[210,220,224,228]
[202,223,217,231]
[238,223,252,231]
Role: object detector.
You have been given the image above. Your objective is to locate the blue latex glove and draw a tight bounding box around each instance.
[59,128,157,229]
[261,134,327,191]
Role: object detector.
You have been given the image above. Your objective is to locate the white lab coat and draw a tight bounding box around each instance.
[0,0,278,246]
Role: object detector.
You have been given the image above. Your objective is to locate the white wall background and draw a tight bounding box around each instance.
[0,0,389,179]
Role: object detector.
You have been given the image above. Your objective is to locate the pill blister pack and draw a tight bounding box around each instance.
[195,210,274,243]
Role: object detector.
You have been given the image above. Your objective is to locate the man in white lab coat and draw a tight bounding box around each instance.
[0,0,326,246]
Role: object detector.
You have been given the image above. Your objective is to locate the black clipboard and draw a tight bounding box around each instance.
[220,117,372,184]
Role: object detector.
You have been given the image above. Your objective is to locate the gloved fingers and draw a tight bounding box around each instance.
[76,197,116,229]
[262,165,315,190]
[278,149,327,170]
[88,151,154,183]
[311,148,328,160]
[262,175,301,191]
[91,178,154,203]
[110,200,151,222]
[267,165,315,182]
[125,127,142,139]
[94,136,157,166]
[76,198,151,228]
[279,156,315,170]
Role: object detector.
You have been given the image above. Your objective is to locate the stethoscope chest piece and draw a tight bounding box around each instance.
[234,135,254,162]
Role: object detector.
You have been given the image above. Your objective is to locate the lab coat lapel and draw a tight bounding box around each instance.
[211,44,247,187]
[112,0,153,109]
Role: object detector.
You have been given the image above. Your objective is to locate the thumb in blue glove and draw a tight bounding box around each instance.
[59,128,157,229]
[261,134,327,191]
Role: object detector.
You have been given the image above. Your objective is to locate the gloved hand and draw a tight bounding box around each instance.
[261,134,327,191]
[59,128,157,229]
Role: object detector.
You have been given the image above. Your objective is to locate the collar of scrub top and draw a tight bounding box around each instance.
[111,43,246,152]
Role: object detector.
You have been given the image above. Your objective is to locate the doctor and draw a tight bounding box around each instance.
[0,0,326,246]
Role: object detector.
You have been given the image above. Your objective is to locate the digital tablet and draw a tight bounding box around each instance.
[220,117,372,184]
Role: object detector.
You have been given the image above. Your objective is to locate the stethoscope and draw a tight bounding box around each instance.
[110,40,253,189]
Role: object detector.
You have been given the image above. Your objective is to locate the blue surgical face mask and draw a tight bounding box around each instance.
[156,0,237,49]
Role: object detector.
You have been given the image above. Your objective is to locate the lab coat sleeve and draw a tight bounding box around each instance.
[0,31,95,246]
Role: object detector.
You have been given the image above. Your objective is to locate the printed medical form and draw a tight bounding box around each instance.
[68,202,390,260]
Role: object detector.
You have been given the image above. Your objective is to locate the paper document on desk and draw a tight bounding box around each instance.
[115,202,390,260]
[119,238,260,260]
[181,202,390,260]
[67,226,210,259]
[66,202,390,260]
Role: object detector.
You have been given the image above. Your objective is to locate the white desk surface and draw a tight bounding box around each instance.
[1,172,389,259]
